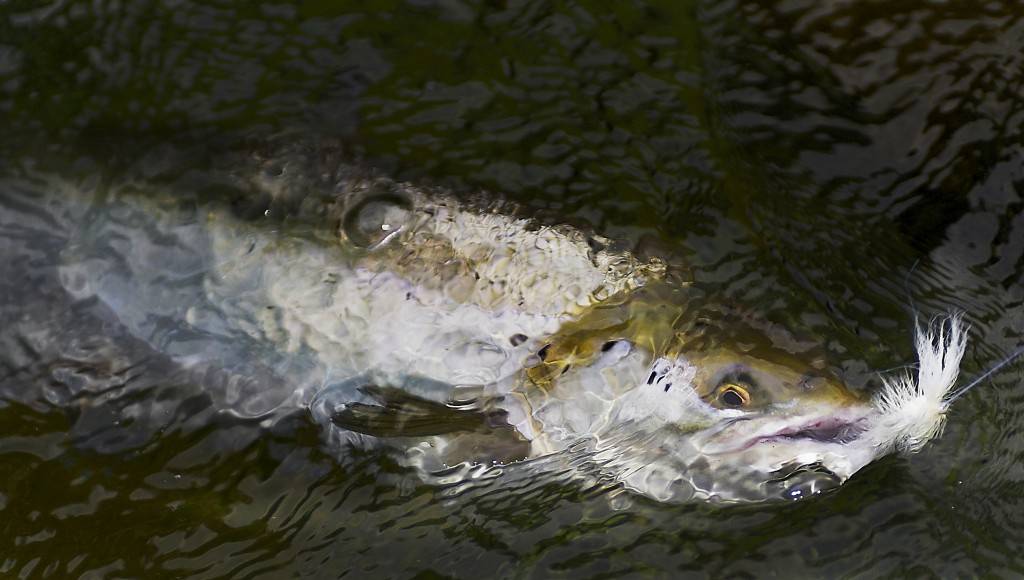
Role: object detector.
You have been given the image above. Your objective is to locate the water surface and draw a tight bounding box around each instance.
[1,1,1023,577]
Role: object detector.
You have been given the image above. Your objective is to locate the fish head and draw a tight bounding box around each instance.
[668,348,877,502]
[529,316,966,503]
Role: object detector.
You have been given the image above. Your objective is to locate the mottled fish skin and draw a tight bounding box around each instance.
[200,177,665,396]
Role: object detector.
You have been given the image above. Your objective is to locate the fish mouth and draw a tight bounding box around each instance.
[694,410,874,500]
[701,411,871,455]
[750,416,868,447]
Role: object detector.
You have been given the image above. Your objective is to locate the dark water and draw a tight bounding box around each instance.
[1,1,1023,577]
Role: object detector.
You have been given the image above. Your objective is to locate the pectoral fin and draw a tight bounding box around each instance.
[330,384,498,437]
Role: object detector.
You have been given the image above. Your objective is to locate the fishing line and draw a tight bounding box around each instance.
[903,258,921,322]
[946,342,1024,404]
[895,259,1020,406]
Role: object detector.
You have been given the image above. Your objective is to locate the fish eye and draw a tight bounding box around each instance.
[340,188,413,249]
[601,340,618,352]
[718,384,751,407]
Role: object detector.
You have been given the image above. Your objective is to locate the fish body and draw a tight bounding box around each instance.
[8,158,967,503]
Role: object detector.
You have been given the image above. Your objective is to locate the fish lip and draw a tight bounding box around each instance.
[752,415,869,447]
[702,410,871,455]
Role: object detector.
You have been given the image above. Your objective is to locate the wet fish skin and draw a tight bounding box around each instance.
[1,153,966,503]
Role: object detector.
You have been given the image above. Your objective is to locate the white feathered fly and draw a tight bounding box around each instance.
[872,313,969,453]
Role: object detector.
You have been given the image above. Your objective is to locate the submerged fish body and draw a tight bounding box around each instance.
[15,161,967,503]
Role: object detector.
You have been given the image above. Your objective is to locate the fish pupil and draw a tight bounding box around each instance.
[721,389,744,406]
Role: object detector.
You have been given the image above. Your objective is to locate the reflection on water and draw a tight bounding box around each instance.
[1,0,1023,576]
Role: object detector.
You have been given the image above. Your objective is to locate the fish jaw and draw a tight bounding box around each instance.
[682,403,879,500]
[585,407,881,503]
[694,404,874,457]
